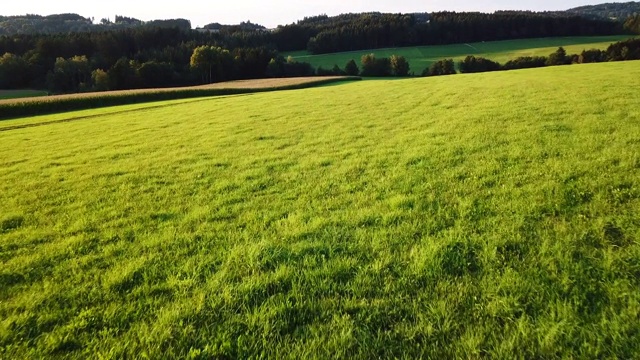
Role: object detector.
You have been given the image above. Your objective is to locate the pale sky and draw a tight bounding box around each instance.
[1,1,622,28]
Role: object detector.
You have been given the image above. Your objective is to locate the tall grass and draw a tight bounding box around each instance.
[0,61,639,358]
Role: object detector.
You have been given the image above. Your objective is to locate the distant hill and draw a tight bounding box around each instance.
[1,3,637,37]
[565,1,640,20]
[202,21,266,32]
[0,14,94,35]
[0,13,191,35]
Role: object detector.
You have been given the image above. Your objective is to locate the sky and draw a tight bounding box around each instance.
[1,1,623,28]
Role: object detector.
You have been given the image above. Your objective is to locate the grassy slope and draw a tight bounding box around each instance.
[1,61,640,358]
[288,35,634,72]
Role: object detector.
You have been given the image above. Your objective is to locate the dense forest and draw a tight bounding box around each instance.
[0,7,639,94]
[0,26,281,92]
[297,12,624,54]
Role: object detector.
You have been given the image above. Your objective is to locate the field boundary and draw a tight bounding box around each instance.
[0,95,252,132]
[0,76,360,121]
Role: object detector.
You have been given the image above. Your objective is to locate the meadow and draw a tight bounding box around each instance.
[288,35,635,72]
[1,61,640,358]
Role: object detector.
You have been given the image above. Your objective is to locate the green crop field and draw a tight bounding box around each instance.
[1,61,640,358]
[288,35,635,72]
[0,90,48,100]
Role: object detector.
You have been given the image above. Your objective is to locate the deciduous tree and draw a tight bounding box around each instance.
[46,55,91,93]
[390,55,410,76]
[458,56,501,73]
[190,45,233,84]
[422,59,456,76]
[107,57,139,90]
[360,54,391,77]
[91,69,109,91]
[0,53,28,88]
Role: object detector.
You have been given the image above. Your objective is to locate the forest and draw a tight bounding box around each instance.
[291,12,624,54]
[0,10,638,94]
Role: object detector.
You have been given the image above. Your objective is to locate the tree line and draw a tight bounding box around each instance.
[0,26,283,92]
[422,38,640,77]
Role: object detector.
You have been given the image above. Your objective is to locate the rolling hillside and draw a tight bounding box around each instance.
[1,61,640,358]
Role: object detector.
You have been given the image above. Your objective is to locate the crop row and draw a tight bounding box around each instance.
[0,76,360,121]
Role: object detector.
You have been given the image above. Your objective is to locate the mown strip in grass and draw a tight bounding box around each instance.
[0,76,360,121]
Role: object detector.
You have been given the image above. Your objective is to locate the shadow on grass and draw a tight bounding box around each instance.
[0,94,253,132]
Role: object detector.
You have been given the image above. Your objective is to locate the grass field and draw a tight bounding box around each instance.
[288,35,635,72]
[0,90,48,100]
[1,61,640,358]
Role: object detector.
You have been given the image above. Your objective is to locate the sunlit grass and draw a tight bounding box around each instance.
[1,61,639,358]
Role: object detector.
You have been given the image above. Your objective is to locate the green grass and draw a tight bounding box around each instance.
[1,61,640,358]
[288,35,635,72]
[0,89,48,100]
